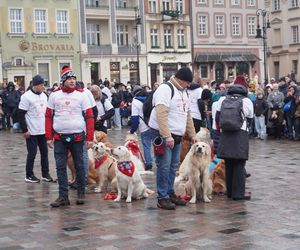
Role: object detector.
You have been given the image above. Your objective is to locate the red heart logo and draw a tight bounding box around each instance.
[65,101,70,105]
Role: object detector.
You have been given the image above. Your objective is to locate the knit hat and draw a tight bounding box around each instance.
[132,85,142,96]
[60,67,76,84]
[32,75,44,86]
[234,75,248,89]
[175,67,193,83]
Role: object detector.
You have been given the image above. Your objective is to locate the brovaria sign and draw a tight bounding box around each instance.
[19,40,74,52]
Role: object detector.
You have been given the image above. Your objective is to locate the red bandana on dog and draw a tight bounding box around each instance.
[94,155,108,169]
[117,161,135,177]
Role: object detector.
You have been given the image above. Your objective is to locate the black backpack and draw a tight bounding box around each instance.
[142,82,174,125]
[220,94,245,131]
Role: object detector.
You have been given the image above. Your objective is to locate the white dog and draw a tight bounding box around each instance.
[110,146,153,203]
[91,142,117,193]
[186,142,212,203]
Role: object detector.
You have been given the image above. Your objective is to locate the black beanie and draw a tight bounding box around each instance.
[32,75,44,86]
[175,67,193,83]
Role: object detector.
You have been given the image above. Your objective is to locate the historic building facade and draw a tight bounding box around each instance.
[191,0,264,83]
[267,0,300,81]
[144,0,192,87]
[0,0,81,89]
[80,0,147,85]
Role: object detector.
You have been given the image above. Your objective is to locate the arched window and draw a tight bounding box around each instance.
[236,62,249,75]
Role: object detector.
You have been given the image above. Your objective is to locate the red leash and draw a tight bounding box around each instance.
[126,140,146,169]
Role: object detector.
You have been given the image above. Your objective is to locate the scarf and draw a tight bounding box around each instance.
[94,155,108,169]
[117,161,135,177]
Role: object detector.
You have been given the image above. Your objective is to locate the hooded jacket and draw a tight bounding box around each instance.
[2,82,21,109]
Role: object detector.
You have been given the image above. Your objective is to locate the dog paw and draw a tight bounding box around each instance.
[189,198,196,204]
[203,196,211,203]
[126,198,132,203]
[114,197,121,202]
[94,187,102,193]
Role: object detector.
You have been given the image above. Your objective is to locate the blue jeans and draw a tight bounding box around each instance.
[54,140,85,198]
[113,108,122,129]
[254,115,266,139]
[83,142,88,181]
[25,134,49,178]
[140,129,154,169]
[285,115,294,138]
[148,128,181,199]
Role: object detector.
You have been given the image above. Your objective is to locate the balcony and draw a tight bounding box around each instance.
[118,45,137,55]
[85,4,110,18]
[87,45,112,55]
[116,6,136,20]
[161,10,180,24]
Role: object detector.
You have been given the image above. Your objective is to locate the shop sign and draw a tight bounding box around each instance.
[19,40,74,52]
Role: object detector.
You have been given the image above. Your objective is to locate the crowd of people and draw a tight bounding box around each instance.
[0,66,299,209]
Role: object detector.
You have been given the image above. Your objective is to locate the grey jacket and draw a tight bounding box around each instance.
[267,90,284,109]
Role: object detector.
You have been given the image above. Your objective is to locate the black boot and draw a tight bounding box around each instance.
[76,192,85,205]
[157,198,176,210]
[169,193,187,206]
[50,197,70,208]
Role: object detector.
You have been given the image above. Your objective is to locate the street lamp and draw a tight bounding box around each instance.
[255,9,271,87]
[135,7,141,85]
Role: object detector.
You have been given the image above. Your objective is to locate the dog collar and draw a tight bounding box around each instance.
[95,155,108,169]
[117,161,135,177]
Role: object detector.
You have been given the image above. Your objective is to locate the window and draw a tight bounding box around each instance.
[273,0,280,11]
[110,62,120,83]
[200,64,208,78]
[177,29,185,47]
[15,58,23,66]
[198,0,207,3]
[291,0,299,7]
[198,15,207,35]
[34,9,47,34]
[164,28,172,48]
[176,0,183,13]
[149,0,157,13]
[87,23,100,45]
[38,63,50,86]
[232,0,240,5]
[117,24,128,46]
[232,16,241,36]
[59,62,70,71]
[292,60,298,74]
[215,16,224,36]
[56,10,68,34]
[9,8,23,33]
[247,0,256,6]
[150,28,159,47]
[215,0,224,4]
[163,0,170,11]
[274,28,281,45]
[292,25,299,43]
[248,16,256,36]
[116,0,127,8]
[274,61,280,80]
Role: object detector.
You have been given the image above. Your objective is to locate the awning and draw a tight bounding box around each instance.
[195,51,260,63]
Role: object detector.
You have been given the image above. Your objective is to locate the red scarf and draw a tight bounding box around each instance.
[117,161,135,177]
[94,155,108,169]
[61,86,76,93]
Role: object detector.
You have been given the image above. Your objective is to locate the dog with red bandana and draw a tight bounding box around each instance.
[111,146,154,202]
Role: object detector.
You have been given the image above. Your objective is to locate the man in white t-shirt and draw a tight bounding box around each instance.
[148,67,198,210]
[18,75,52,183]
[45,67,94,208]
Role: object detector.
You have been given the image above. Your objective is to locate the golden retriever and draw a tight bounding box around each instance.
[209,159,226,194]
[110,146,154,203]
[91,142,117,193]
[67,131,114,185]
[186,142,212,203]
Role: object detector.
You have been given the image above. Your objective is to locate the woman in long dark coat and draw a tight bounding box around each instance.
[216,75,254,200]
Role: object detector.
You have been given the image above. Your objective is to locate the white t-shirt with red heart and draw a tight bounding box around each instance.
[47,90,91,134]
[18,90,48,135]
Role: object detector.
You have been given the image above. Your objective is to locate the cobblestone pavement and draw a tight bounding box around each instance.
[0,129,300,250]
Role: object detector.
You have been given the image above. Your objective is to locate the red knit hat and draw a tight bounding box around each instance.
[234,75,248,89]
[60,67,76,84]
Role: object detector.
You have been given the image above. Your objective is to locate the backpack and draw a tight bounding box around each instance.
[142,82,174,125]
[220,94,245,131]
